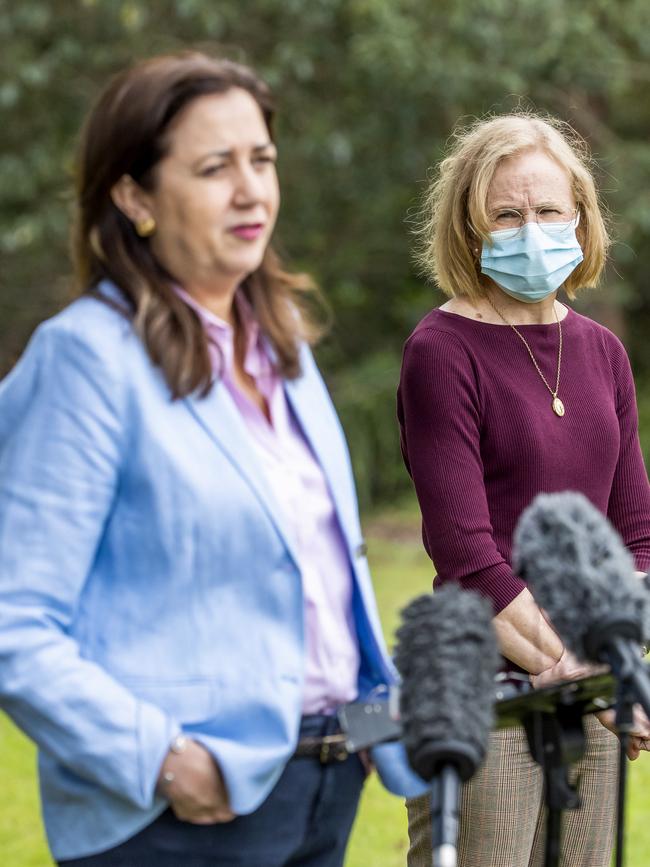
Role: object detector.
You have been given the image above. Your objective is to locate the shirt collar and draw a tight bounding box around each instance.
[173,286,270,381]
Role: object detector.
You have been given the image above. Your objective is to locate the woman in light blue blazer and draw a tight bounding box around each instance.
[0,52,395,866]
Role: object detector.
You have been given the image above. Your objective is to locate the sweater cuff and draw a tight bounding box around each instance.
[451,563,527,615]
[634,553,650,574]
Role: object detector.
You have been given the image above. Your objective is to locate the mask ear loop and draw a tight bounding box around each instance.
[571,206,585,258]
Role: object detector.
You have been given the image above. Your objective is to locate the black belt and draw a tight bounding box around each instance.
[293,732,350,764]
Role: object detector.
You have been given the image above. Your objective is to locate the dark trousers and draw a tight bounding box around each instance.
[59,716,366,867]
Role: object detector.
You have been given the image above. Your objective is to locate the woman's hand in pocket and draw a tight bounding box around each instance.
[157,738,235,824]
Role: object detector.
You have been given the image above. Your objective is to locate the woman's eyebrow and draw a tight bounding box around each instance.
[195,141,275,161]
[490,199,568,210]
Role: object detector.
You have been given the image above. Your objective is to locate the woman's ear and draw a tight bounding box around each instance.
[110,174,154,226]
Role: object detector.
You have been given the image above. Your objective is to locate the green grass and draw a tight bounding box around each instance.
[0,716,49,866]
[2,493,650,865]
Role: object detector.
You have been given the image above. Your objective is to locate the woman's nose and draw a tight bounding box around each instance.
[233,164,266,204]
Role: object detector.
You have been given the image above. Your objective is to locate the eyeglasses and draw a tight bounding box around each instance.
[488,205,580,238]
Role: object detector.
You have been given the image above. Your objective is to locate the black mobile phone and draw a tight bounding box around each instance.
[337,700,402,752]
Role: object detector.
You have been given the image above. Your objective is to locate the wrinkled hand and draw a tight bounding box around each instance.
[530,647,606,690]
[596,706,650,761]
[157,739,235,824]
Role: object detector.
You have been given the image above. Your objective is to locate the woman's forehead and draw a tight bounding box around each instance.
[487,150,573,206]
[164,89,269,159]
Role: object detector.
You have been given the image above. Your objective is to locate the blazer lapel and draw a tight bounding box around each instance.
[284,371,359,550]
[184,383,301,570]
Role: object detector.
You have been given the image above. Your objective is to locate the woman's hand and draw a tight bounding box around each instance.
[529,647,605,689]
[492,589,565,675]
[157,739,235,824]
[596,706,650,761]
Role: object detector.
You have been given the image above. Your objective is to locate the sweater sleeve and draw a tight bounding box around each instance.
[397,325,526,613]
[605,337,650,571]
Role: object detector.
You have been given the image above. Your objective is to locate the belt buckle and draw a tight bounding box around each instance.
[319,733,348,764]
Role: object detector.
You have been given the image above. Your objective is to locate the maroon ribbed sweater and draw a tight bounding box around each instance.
[397,307,650,614]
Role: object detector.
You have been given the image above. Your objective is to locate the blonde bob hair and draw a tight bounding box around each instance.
[416,112,610,300]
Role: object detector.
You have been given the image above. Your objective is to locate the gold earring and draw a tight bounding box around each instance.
[135,217,156,237]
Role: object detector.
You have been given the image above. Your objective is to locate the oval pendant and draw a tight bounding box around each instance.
[552,396,565,417]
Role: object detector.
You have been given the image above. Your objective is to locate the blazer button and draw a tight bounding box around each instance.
[355,542,368,558]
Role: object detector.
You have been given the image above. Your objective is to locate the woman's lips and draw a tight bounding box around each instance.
[230,224,265,240]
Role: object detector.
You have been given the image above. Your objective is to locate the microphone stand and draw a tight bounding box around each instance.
[585,620,650,866]
[612,661,637,867]
[495,672,617,867]
[430,765,461,867]
[523,704,584,867]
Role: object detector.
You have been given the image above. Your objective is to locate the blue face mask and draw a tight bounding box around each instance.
[480,219,583,303]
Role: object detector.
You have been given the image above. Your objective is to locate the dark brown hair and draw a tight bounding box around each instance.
[73,51,323,398]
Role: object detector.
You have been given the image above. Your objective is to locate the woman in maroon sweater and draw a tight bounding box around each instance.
[398,113,650,867]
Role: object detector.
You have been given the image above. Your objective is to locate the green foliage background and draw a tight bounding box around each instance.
[2,0,650,505]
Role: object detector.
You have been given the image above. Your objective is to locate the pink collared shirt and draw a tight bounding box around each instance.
[176,287,360,714]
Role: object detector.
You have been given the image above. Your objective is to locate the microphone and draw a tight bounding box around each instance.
[512,491,650,716]
[394,584,499,867]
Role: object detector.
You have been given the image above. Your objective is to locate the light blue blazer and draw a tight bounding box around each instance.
[0,283,396,861]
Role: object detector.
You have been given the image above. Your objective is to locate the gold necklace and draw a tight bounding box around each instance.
[486,296,565,417]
